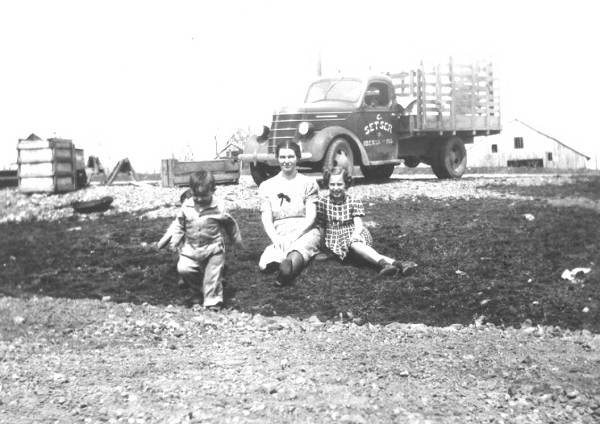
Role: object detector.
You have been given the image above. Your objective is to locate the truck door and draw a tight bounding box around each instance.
[358,81,398,162]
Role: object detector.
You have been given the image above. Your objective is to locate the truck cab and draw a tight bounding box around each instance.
[242,74,406,185]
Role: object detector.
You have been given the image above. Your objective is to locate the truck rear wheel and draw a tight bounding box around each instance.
[249,162,279,186]
[323,138,354,174]
[361,164,395,181]
[431,136,467,179]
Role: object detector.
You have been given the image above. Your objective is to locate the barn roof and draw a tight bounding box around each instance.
[23,133,42,141]
[513,119,590,160]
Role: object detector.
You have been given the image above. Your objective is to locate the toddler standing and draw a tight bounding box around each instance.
[159,170,242,310]
[315,166,417,276]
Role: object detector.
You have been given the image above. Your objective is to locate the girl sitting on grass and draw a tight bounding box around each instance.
[315,166,417,277]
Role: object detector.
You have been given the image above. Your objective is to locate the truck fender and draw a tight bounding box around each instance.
[306,126,370,165]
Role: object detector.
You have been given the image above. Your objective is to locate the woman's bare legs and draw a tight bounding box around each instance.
[277,250,305,286]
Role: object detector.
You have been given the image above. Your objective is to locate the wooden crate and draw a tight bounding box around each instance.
[17,138,76,193]
[75,149,85,170]
[161,158,241,187]
[19,175,76,193]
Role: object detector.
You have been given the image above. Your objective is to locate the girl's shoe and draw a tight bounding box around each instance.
[393,260,418,276]
[377,259,398,277]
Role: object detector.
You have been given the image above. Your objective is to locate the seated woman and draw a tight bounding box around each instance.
[258,140,321,286]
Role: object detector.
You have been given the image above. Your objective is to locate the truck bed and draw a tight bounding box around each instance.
[389,59,501,136]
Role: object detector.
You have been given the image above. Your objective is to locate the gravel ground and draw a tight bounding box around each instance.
[1,173,600,423]
[2,173,599,224]
[2,296,600,423]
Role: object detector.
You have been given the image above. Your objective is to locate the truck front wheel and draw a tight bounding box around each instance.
[431,136,467,179]
[323,138,354,174]
[249,162,279,186]
[361,164,395,181]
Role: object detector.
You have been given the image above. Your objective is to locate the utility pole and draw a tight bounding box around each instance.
[317,50,322,77]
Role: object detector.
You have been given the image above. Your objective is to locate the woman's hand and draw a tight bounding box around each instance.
[289,229,305,243]
[270,235,287,251]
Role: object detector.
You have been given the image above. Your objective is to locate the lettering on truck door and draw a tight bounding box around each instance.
[358,81,398,161]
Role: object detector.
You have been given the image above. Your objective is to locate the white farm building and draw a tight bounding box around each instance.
[466,119,590,169]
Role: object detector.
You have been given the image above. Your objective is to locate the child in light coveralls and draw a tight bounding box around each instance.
[159,170,242,311]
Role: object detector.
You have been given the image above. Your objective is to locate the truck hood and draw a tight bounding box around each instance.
[277,101,356,114]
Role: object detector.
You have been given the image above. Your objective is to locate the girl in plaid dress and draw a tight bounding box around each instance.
[316,167,417,277]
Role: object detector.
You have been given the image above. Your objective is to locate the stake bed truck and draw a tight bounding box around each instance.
[241,59,501,185]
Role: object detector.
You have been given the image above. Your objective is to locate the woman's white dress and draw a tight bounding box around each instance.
[258,172,321,270]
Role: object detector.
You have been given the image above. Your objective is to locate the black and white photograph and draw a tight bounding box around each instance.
[1,1,599,422]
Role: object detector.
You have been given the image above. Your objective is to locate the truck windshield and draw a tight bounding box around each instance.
[305,79,362,103]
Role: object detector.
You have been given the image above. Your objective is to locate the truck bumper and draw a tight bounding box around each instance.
[239,152,312,164]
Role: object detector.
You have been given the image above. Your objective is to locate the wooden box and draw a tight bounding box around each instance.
[161,158,241,187]
[17,138,76,193]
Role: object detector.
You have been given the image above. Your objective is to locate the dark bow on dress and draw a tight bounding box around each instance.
[277,193,291,206]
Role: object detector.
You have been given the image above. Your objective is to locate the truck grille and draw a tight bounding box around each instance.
[267,113,303,153]
[267,112,351,153]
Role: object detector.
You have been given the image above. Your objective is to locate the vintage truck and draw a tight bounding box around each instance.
[240,59,501,185]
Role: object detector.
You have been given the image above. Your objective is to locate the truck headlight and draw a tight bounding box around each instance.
[298,121,313,137]
[254,125,270,142]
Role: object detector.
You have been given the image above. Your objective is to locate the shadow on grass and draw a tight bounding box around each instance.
[1,197,599,331]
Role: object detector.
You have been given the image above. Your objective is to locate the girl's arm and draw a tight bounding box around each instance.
[351,216,364,241]
[289,180,319,241]
[291,199,317,240]
[350,197,367,241]
[315,199,326,229]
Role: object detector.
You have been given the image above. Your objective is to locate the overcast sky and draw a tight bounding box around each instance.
[1,0,598,171]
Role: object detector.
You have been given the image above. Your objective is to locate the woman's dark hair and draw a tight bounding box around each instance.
[322,166,353,187]
[275,140,301,159]
[189,169,216,194]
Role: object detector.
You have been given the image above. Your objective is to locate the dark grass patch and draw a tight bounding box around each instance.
[1,197,599,331]
[481,175,600,200]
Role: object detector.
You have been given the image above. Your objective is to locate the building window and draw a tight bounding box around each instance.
[507,159,543,168]
[491,144,498,153]
[364,82,390,107]
[514,137,524,149]
[547,152,553,161]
